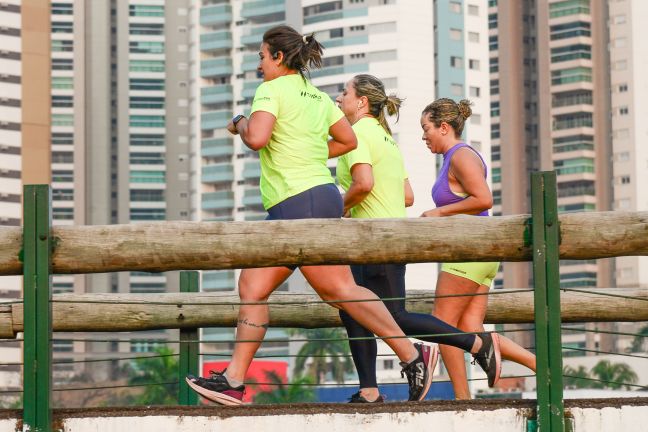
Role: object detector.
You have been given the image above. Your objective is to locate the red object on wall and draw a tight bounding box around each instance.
[202,360,288,403]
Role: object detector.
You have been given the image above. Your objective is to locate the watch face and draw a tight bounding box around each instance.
[233,114,244,125]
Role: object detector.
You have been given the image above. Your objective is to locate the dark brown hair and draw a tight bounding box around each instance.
[263,25,324,78]
[352,74,403,135]
[422,98,472,137]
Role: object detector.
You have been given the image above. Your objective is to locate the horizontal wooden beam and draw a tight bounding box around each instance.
[0,211,646,276]
[2,288,646,338]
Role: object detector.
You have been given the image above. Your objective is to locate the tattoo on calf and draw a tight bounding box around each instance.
[238,318,269,329]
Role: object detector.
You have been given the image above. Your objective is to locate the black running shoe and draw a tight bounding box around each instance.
[471,332,502,387]
[186,369,245,406]
[348,391,385,403]
[400,343,439,401]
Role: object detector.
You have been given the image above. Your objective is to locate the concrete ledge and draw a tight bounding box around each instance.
[1,398,647,431]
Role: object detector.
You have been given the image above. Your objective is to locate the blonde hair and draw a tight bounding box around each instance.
[422,98,472,137]
[352,74,403,135]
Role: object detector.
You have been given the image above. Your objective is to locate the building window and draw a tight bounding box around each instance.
[615,151,630,162]
[52,170,74,183]
[130,208,166,221]
[52,114,74,127]
[52,40,74,53]
[551,44,591,63]
[489,35,498,50]
[552,135,594,153]
[554,157,595,175]
[549,0,590,19]
[469,86,480,98]
[468,4,479,15]
[618,83,628,93]
[620,175,631,185]
[471,113,481,124]
[130,96,165,109]
[618,106,629,116]
[469,59,480,70]
[553,113,593,130]
[129,41,165,54]
[551,67,592,85]
[130,134,165,146]
[51,2,73,15]
[552,90,592,107]
[52,95,73,108]
[468,31,480,43]
[130,170,165,183]
[613,60,627,70]
[52,21,73,33]
[129,5,164,17]
[451,84,463,96]
[52,58,73,70]
[129,115,165,128]
[130,79,165,91]
[130,152,165,165]
[550,21,590,40]
[449,1,462,13]
[130,190,165,202]
[129,23,164,35]
[450,56,463,68]
[450,28,462,40]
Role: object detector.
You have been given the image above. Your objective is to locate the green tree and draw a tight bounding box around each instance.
[125,346,178,405]
[563,365,594,389]
[253,370,316,404]
[590,360,638,390]
[290,328,354,384]
[630,325,648,353]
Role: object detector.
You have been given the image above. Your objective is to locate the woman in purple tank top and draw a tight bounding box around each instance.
[420,98,536,399]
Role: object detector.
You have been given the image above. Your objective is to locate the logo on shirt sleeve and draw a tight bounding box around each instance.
[254,96,271,103]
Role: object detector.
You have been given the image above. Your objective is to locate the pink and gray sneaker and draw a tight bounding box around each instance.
[400,343,439,401]
[186,369,245,406]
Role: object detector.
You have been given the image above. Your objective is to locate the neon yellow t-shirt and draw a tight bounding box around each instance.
[250,74,344,209]
[337,117,407,218]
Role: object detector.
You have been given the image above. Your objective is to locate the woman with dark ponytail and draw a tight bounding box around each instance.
[420,98,536,399]
[335,76,502,403]
[187,26,437,406]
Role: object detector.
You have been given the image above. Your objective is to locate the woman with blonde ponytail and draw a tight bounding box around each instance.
[420,98,536,399]
[335,76,501,403]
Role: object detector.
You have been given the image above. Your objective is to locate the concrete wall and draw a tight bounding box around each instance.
[2,399,648,432]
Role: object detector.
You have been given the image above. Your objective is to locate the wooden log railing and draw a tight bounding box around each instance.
[0,211,647,275]
[1,288,646,339]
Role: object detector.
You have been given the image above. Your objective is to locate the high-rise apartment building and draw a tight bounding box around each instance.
[47,0,194,380]
[489,0,647,354]
[0,0,51,400]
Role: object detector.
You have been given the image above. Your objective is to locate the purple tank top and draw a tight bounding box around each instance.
[431,142,489,216]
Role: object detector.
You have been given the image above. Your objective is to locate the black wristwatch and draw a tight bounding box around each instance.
[232,114,246,127]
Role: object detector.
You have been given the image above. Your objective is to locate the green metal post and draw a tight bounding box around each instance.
[23,185,53,431]
[531,172,565,432]
[178,271,199,405]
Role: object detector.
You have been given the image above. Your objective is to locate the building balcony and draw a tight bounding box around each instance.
[310,62,369,79]
[240,0,285,20]
[304,7,368,25]
[240,22,284,46]
[242,187,263,207]
[242,80,262,98]
[202,190,235,211]
[201,84,234,104]
[201,58,233,78]
[200,31,232,52]
[201,110,233,130]
[242,161,261,180]
[201,163,234,184]
[322,35,369,49]
[241,54,260,73]
[200,4,233,26]
[202,138,234,158]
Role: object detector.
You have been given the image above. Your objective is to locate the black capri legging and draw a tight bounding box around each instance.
[339,263,476,389]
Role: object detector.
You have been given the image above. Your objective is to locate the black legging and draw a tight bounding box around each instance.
[339,263,476,389]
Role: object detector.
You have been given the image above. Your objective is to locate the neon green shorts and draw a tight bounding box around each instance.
[441,262,500,287]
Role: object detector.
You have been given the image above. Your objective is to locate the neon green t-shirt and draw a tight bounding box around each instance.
[250,74,344,209]
[337,117,407,218]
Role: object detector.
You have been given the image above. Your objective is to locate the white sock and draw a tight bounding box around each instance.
[223,371,243,387]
